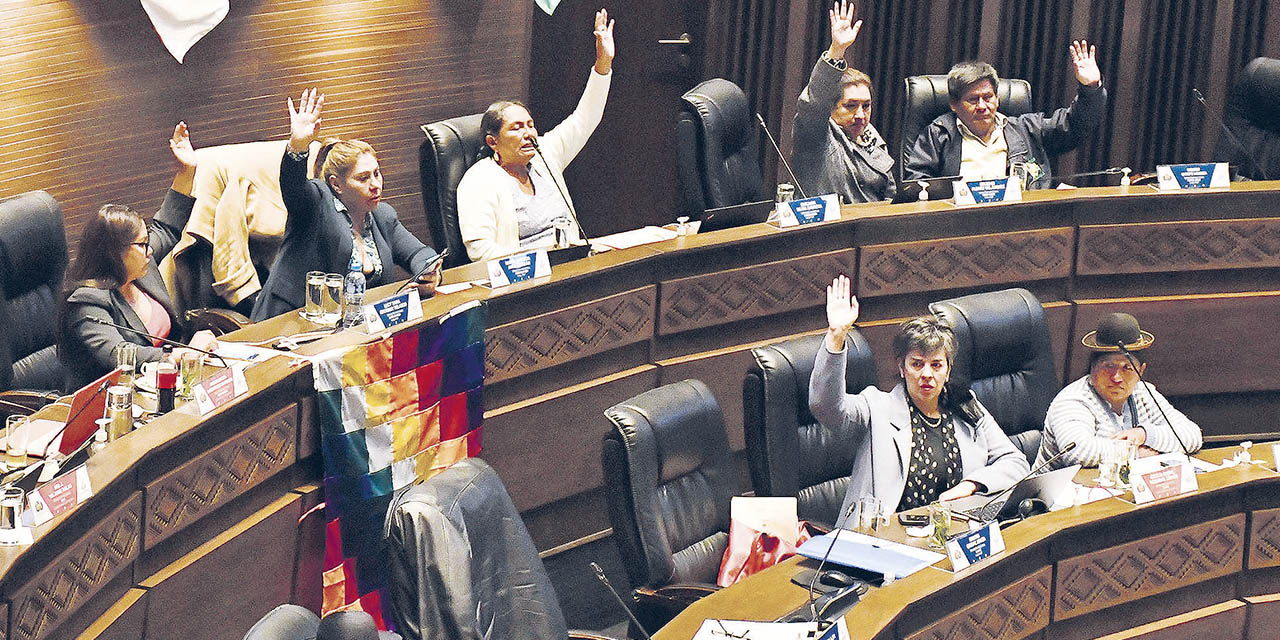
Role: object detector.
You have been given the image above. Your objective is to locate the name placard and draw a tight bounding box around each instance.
[775,194,840,227]
[1131,462,1198,504]
[365,289,422,333]
[486,248,551,287]
[1156,163,1229,190]
[953,177,1023,205]
[945,521,1005,571]
[193,367,249,415]
[29,464,93,526]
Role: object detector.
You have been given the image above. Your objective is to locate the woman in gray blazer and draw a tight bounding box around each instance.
[810,275,1029,526]
[59,123,219,390]
[250,89,441,322]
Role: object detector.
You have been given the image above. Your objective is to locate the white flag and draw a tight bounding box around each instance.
[140,0,229,64]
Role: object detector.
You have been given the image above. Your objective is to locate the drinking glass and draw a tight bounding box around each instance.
[304,271,326,320]
[928,502,952,549]
[775,183,795,203]
[856,496,881,533]
[115,342,137,386]
[322,274,344,325]
[4,415,28,469]
[106,385,133,441]
[1098,442,1120,487]
[1117,442,1138,488]
[0,487,24,542]
[179,354,204,401]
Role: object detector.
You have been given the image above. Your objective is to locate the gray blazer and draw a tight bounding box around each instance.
[60,190,192,390]
[250,152,437,322]
[809,343,1029,525]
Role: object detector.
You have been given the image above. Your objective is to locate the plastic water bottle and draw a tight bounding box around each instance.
[341,258,366,329]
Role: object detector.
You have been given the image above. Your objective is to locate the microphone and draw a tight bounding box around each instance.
[755,113,810,199]
[395,248,448,294]
[530,138,593,248]
[589,562,654,640]
[87,317,228,369]
[1115,341,1193,459]
[1193,87,1269,180]
[973,441,1079,521]
[804,501,860,630]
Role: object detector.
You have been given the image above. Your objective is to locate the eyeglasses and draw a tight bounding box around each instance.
[131,239,152,253]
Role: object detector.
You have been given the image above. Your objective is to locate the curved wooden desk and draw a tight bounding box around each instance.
[4,183,1280,640]
[653,450,1280,640]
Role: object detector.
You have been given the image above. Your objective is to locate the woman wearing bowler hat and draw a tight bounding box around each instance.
[1036,312,1202,470]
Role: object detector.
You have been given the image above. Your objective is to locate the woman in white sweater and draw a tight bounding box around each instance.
[457,9,615,262]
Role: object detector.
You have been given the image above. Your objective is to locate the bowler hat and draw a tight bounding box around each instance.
[1081,312,1154,351]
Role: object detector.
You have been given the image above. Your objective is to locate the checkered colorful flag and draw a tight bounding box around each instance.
[313,302,486,629]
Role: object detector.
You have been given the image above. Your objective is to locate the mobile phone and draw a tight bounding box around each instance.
[898,512,929,526]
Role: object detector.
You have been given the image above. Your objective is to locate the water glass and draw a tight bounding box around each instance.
[1098,442,1120,487]
[0,487,24,540]
[1116,442,1138,488]
[322,273,344,325]
[179,354,204,401]
[304,271,326,320]
[4,415,29,468]
[928,502,952,549]
[775,183,795,203]
[115,342,137,386]
[106,385,133,441]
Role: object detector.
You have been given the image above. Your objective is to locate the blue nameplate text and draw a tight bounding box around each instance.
[945,521,1005,570]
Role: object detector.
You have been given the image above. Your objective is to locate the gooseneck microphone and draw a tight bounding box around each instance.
[1193,87,1269,180]
[87,317,229,369]
[756,113,810,199]
[1115,342,1193,459]
[804,501,861,629]
[529,138,592,247]
[590,562,654,640]
[974,441,1079,520]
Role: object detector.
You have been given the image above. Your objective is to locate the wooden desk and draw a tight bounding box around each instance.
[655,449,1280,640]
[5,183,1280,640]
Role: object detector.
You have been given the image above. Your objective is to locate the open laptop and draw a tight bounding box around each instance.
[948,464,1082,522]
[0,368,121,459]
[698,200,774,233]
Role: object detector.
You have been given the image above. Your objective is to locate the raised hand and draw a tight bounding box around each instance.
[826,273,859,333]
[828,0,862,60]
[1069,40,1101,87]
[169,121,197,171]
[593,9,615,74]
[287,88,325,153]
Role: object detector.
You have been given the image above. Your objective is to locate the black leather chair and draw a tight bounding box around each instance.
[242,604,401,640]
[418,114,485,268]
[385,457,617,640]
[743,332,877,528]
[898,75,1033,180]
[0,190,68,412]
[1216,57,1280,181]
[602,379,737,633]
[929,288,1058,463]
[675,79,768,218]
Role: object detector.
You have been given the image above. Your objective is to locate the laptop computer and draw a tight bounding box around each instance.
[698,200,774,233]
[948,464,1082,522]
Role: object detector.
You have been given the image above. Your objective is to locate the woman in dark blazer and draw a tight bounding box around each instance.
[59,123,219,390]
[249,89,441,322]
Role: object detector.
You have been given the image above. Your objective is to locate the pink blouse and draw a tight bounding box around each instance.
[139,290,171,346]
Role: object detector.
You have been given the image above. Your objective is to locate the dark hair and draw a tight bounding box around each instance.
[66,204,146,291]
[479,100,530,159]
[947,61,1000,102]
[892,316,957,365]
[839,68,873,96]
[1088,349,1145,371]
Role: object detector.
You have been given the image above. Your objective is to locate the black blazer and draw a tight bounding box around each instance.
[250,152,437,322]
[59,190,192,391]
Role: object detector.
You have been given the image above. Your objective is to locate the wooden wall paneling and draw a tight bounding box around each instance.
[0,0,533,262]
[71,589,147,640]
[1248,507,1280,569]
[1244,594,1280,639]
[1068,293,1280,396]
[481,365,658,516]
[1043,301,1076,387]
[8,494,142,640]
[1076,218,1280,276]
[903,566,1052,640]
[1205,1,1240,162]
[139,493,303,640]
[1091,600,1247,640]
[1053,514,1246,621]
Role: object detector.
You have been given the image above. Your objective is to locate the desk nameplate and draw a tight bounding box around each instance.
[1054,513,1245,620]
[144,404,297,550]
[8,493,142,640]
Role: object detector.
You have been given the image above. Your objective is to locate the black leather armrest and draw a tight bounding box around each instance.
[0,390,61,416]
[184,308,252,335]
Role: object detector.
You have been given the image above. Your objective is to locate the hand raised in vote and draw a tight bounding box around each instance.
[287,87,325,153]
[1069,40,1102,87]
[169,121,197,171]
[825,274,859,344]
[593,9,615,74]
[827,0,862,59]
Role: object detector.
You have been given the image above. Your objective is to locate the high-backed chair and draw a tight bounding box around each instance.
[675,79,767,218]
[743,332,878,528]
[418,114,485,268]
[0,190,68,410]
[602,379,737,633]
[898,75,1033,180]
[242,604,401,640]
[385,457,617,640]
[1217,57,1280,181]
[929,288,1058,463]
